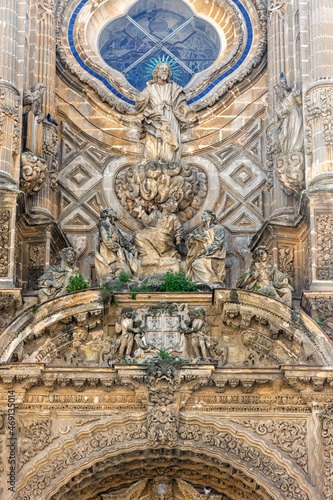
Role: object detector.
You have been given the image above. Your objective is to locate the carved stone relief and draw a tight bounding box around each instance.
[115,161,208,223]
[38,247,77,303]
[20,151,47,195]
[274,74,305,196]
[316,213,333,280]
[237,245,293,306]
[27,245,45,290]
[0,210,10,277]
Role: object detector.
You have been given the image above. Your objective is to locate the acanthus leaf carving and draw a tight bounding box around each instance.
[20,151,47,195]
[231,419,308,472]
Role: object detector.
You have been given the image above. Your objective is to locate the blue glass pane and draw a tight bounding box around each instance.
[99,17,155,73]
[165,18,220,73]
[125,50,192,91]
[128,0,193,40]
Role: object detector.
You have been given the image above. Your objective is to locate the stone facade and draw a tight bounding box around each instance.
[0,0,333,498]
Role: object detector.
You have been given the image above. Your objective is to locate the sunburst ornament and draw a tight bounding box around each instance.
[143,54,183,83]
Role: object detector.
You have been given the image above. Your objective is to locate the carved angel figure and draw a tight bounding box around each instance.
[101,479,147,499]
[186,210,226,285]
[236,246,293,306]
[185,307,212,362]
[176,479,224,499]
[114,307,141,360]
[95,207,139,282]
[133,198,182,260]
[136,62,187,162]
[38,247,77,303]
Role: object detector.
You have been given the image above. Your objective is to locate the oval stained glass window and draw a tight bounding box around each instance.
[98,0,221,91]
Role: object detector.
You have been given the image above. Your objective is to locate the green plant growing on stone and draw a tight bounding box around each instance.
[118,270,130,283]
[66,270,90,293]
[314,317,326,328]
[157,349,171,359]
[32,304,39,312]
[159,270,198,292]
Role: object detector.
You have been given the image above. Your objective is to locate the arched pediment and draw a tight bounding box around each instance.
[0,289,332,367]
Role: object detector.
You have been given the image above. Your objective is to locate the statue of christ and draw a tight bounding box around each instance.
[135,62,187,162]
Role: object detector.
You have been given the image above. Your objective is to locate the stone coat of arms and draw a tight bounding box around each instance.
[135,302,188,355]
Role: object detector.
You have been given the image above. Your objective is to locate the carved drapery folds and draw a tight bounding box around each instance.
[274,75,305,196]
[236,245,293,306]
[38,247,77,303]
[23,83,46,156]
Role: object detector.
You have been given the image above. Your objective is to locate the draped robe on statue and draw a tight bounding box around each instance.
[136,80,187,162]
[186,225,226,285]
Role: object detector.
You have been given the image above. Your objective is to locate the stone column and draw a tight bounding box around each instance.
[29,0,58,221]
[0,0,23,288]
[266,0,298,219]
[301,0,333,290]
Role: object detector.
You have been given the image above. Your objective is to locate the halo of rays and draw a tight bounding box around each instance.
[143,54,183,83]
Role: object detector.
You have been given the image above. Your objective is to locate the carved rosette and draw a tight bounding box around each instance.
[20,151,47,195]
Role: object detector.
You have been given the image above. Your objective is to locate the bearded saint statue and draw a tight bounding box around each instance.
[135,62,187,162]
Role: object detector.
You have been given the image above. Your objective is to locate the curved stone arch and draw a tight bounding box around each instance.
[15,414,317,500]
[1,289,333,367]
[0,289,108,362]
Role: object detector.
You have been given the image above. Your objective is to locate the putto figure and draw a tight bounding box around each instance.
[136,62,187,162]
[95,207,139,282]
[186,210,226,286]
[38,247,77,303]
[185,307,211,362]
[236,245,293,306]
[114,307,140,360]
[133,198,183,260]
